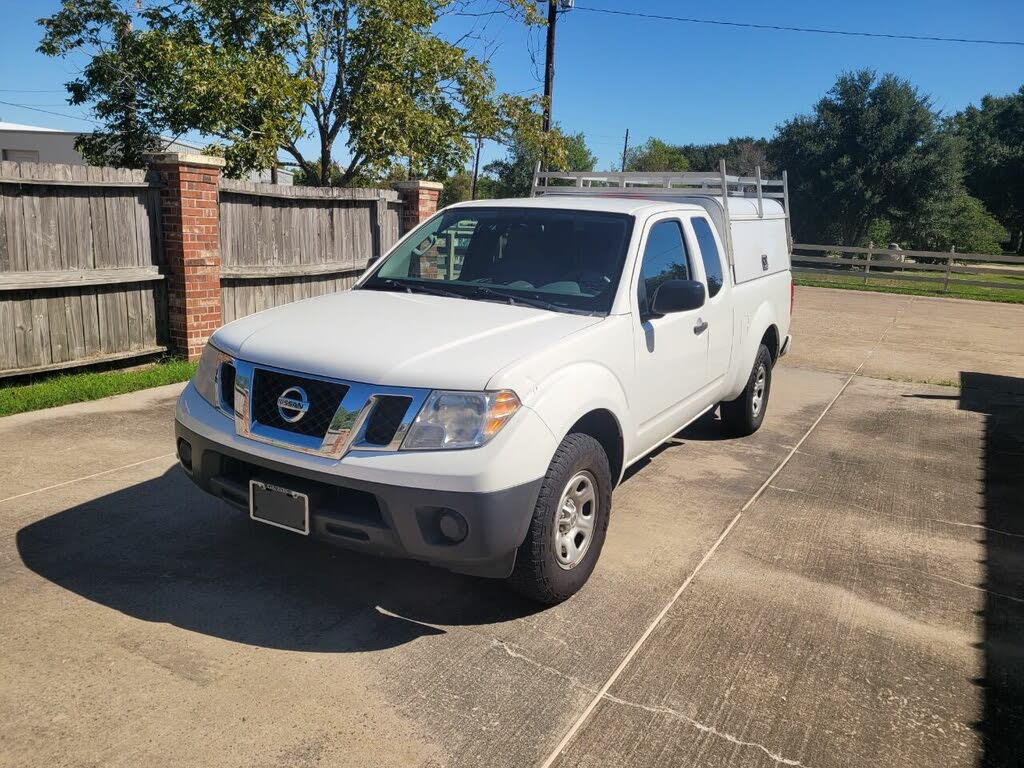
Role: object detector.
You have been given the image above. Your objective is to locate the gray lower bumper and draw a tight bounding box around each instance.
[175,421,542,578]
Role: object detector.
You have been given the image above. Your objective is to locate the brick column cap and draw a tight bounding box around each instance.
[392,180,443,192]
[144,152,227,169]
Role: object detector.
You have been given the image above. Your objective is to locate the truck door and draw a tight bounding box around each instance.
[688,215,734,387]
[631,216,711,450]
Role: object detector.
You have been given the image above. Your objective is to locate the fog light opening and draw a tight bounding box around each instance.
[438,510,468,543]
[177,438,193,474]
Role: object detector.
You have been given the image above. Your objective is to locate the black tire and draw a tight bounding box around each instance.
[507,433,612,605]
[721,343,773,437]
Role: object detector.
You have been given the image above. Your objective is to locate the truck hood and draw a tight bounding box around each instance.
[212,289,603,390]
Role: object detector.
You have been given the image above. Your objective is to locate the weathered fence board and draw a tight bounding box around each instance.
[1,162,419,375]
[218,180,401,322]
[0,161,167,377]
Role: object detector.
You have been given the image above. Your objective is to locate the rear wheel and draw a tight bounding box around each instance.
[507,433,611,604]
[721,343,773,436]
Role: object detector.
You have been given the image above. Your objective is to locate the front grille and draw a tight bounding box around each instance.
[363,396,413,446]
[252,368,348,438]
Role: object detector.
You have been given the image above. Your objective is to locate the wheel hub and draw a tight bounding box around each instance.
[559,499,579,530]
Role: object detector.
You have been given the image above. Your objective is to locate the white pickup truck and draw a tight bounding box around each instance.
[175,168,793,603]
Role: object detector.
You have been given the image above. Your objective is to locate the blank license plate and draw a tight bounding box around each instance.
[249,480,310,535]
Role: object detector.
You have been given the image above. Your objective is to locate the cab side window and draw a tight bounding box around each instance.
[638,220,690,315]
[691,217,724,297]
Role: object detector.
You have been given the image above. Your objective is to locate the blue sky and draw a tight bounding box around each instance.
[2,1,1022,172]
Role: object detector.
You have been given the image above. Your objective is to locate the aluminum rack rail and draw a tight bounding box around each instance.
[530,160,792,252]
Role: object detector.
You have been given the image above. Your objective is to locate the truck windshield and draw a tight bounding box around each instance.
[361,207,634,315]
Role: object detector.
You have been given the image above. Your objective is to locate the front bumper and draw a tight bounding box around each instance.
[175,420,542,578]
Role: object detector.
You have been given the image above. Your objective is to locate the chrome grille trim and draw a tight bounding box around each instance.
[230,360,429,459]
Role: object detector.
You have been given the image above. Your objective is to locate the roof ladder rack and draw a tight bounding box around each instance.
[530,161,793,272]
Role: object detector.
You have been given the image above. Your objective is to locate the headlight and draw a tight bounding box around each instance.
[401,390,520,450]
[193,341,230,410]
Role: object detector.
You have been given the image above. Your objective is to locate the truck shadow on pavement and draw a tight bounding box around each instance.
[15,407,739,655]
[961,373,1024,768]
[911,372,1024,767]
[15,466,546,653]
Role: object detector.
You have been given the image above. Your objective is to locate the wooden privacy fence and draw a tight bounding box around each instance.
[0,156,430,378]
[218,180,401,323]
[792,244,1024,294]
[0,161,166,377]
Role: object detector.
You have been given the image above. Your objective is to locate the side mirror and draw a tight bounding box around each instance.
[650,279,705,315]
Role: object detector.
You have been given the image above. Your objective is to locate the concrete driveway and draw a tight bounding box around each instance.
[1,286,1022,768]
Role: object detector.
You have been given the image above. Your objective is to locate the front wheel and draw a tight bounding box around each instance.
[507,433,611,604]
[720,343,773,436]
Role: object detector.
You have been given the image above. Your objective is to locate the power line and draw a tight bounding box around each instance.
[0,89,66,93]
[0,100,98,125]
[572,5,1024,47]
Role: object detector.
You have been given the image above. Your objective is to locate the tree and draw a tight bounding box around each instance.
[484,128,596,199]
[38,0,546,182]
[906,192,1007,255]
[439,170,473,207]
[38,0,308,174]
[950,86,1024,252]
[623,138,688,173]
[679,137,774,176]
[770,70,959,246]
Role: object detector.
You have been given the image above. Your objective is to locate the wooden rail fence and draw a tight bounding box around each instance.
[792,244,1024,293]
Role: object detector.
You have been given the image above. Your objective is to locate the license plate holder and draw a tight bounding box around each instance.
[249,480,310,535]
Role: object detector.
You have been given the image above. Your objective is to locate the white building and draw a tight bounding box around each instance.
[0,121,293,184]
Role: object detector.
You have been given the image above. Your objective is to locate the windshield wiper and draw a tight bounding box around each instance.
[463,285,567,313]
[366,279,583,314]
[364,278,465,300]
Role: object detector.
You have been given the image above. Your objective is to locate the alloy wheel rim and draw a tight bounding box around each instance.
[553,471,598,570]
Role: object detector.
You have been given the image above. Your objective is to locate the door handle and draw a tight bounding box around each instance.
[693,319,708,335]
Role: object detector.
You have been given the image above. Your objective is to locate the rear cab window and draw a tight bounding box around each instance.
[690,217,725,297]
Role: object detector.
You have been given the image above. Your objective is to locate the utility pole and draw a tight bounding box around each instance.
[542,0,558,137]
[470,136,483,200]
[621,128,630,172]
[540,1,573,172]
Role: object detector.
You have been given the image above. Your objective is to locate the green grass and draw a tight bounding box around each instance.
[794,271,1024,304]
[0,359,197,418]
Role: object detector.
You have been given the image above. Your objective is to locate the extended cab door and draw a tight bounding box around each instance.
[630,216,711,451]
[686,215,734,388]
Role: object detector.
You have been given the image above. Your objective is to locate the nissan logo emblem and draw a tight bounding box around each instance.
[277,386,310,423]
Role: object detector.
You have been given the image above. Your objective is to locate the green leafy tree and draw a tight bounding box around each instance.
[770,70,959,246]
[439,170,473,207]
[679,137,774,176]
[624,138,689,173]
[484,128,596,199]
[292,159,347,186]
[39,0,545,182]
[38,0,308,174]
[950,86,1024,251]
[907,192,1007,255]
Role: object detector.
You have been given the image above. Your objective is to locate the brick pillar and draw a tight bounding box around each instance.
[392,180,443,236]
[147,152,225,361]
